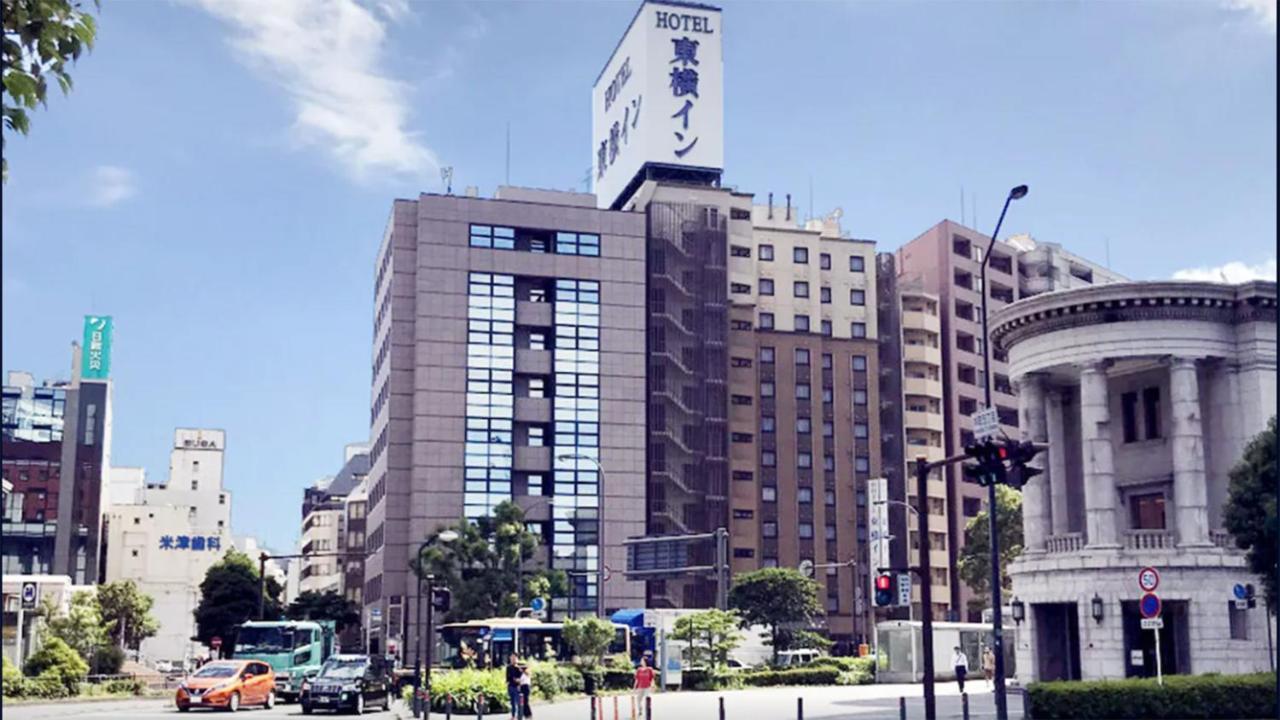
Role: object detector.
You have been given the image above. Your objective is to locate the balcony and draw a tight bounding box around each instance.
[903,344,942,366]
[901,310,941,334]
[513,446,552,472]
[517,301,553,327]
[1124,529,1175,551]
[515,349,552,375]
[904,410,944,433]
[514,397,552,424]
[1045,533,1084,554]
[903,377,942,398]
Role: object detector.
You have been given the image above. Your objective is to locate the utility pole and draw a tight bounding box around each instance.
[916,457,936,720]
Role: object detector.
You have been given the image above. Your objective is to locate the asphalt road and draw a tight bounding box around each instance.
[2,683,1024,720]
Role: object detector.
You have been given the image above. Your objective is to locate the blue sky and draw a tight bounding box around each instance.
[2,0,1275,553]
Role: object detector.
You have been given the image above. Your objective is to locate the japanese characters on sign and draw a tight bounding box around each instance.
[81,316,113,380]
[592,1,724,208]
[158,534,222,552]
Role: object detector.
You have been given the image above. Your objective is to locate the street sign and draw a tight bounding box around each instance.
[896,573,912,607]
[799,560,815,578]
[1138,567,1160,593]
[867,478,890,570]
[972,407,999,442]
[1233,583,1248,600]
[20,582,37,610]
[1139,592,1162,619]
[530,597,547,613]
[1234,599,1250,609]
[1140,617,1164,630]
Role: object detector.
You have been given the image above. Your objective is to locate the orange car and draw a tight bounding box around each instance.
[175,659,276,712]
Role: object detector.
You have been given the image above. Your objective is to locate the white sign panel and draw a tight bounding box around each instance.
[897,573,912,607]
[1140,617,1164,630]
[972,407,999,442]
[867,478,890,575]
[592,1,725,208]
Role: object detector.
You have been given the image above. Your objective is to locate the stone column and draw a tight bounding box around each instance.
[1018,373,1051,553]
[1169,356,1211,547]
[1079,361,1119,548]
[1045,388,1070,536]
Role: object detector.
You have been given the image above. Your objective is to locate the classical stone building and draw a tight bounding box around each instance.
[991,280,1276,682]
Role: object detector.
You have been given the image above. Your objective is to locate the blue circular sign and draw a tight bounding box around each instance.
[1233,583,1248,600]
[1140,593,1161,619]
[530,597,546,613]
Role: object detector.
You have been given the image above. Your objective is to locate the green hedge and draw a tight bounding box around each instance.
[740,667,840,687]
[426,668,509,714]
[1028,672,1277,719]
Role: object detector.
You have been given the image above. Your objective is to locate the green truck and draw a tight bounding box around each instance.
[232,620,336,702]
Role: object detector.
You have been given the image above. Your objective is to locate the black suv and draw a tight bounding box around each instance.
[300,654,394,715]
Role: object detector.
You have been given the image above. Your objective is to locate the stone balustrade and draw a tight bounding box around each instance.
[1124,529,1175,550]
[1210,529,1236,550]
[1045,533,1084,553]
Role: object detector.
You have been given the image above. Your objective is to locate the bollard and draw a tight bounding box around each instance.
[446,694,454,720]
[477,695,485,720]
[589,691,597,720]
[613,694,621,720]
[630,694,636,720]
[962,692,970,720]
[797,696,804,720]
[898,697,907,720]
[719,696,726,720]
[646,695,652,720]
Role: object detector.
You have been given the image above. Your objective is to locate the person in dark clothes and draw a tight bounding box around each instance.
[506,654,524,719]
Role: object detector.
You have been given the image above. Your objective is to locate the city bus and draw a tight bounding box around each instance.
[437,617,631,667]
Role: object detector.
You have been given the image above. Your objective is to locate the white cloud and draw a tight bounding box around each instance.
[88,165,137,207]
[1223,0,1276,32]
[193,0,437,182]
[1172,258,1277,283]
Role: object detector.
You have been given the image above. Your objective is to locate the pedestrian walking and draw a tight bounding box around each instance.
[506,654,524,719]
[982,646,996,688]
[519,662,534,718]
[952,646,969,694]
[633,657,656,712]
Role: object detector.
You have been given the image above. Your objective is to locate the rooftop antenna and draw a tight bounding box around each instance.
[808,175,814,222]
[785,193,791,222]
[768,192,774,219]
[960,186,966,226]
[972,194,978,233]
[581,167,592,193]
[441,167,454,195]
[505,121,511,186]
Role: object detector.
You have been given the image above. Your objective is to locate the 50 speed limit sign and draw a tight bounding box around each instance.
[1138,566,1160,593]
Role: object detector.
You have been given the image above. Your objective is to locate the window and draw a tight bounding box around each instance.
[798,487,813,504]
[1143,387,1161,440]
[759,244,775,261]
[825,525,837,540]
[794,247,809,264]
[762,451,777,467]
[734,548,756,559]
[763,521,778,537]
[850,289,866,306]
[852,355,867,371]
[761,382,775,398]
[821,320,832,336]
[822,353,833,369]
[528,377,546,398]
[1129,492,1166,530]
[963,498,982,517]
[731,357,753,368]
[854,423,869,438]
[219,494,226,505]
[822,388,834,404]
[761,416,776,433]
[853,389,868,405]
[820,287,832,304]
[796,418,812,434]
[823,421,834,437]
[855,456,870,472]
[731,319,753,330]
[799,523,814,539]
[796,384,811,400]
[733,509,755,519]
[555,231,600,256]
[850,256,865,272]
[795,348,810,365]
[1122,392,1140,442]
[528,331,547,351]
[1229,603,1250,640]
[760,279,775,296]
[761,347,775,363]
[470,224,516,249]
[191,480,198,490]
[762,487,777,502]
[795,315,810,332]
[825,489,836,506]
[733,470,754,482]
[731,245,751,258]
[732,394,754,406]
[823,455,835,471]
[794,281,810,298]
[528,426,545,447]
[731,283,752,294]
[731,432,754,443]
[851,322,867,338]
[760,313,775,330]
[797,452,813,468]
[820,253,831,270]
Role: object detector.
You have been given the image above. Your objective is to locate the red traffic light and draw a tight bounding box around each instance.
[875,574,891,591]
[998,445,1009,460]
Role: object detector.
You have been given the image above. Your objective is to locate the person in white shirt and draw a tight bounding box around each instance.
[951,646,969,694]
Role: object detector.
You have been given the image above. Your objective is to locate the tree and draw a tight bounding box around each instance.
[1,0,99,181]
[1224,416,1277,608]
[193,549,284,650]
[286,590,360,633]
[775,628,833,654]
[97,580,158,651]
[728,568,823,665]
[958,484,1024,616]
[23,637,87,693]
[39,591,106,664]
[562,616,615,667]
[670,609,743,669]
[415,501,568,622]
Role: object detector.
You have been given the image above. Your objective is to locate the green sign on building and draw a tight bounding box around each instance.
[81,315,113,380]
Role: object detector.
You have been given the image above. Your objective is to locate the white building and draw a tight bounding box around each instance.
[1006,234,1127,298]
[991,280,1276,682]
[103,429,232,666]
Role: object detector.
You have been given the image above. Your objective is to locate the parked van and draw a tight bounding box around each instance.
[775,649,823,667]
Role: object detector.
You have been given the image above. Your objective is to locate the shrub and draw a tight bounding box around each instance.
[102,677,147,695]
[1027,672,1276,719]
[89,645,126,675]
[428,668,509,714]
[740,667,840,687]
[23,637,88,695]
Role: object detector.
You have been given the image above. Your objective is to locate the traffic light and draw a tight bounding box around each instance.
[1246,583,1257,609]
[430,586,452,612]
[963,440,1007,487]
[874,574,894,607]
[1003,440,1045,489]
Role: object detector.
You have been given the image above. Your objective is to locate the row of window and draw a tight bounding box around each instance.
[732,280,866,305]
[734,245,868,272]
[469,224,602,257]
[760,450,871,471]
[757,313,868,338]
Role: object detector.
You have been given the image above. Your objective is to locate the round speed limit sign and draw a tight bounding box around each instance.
[1138,567,1160,592]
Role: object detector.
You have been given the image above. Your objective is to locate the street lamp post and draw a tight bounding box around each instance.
[557,453,606,618]
[414,529,458,719]
[977,184,1028,720]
